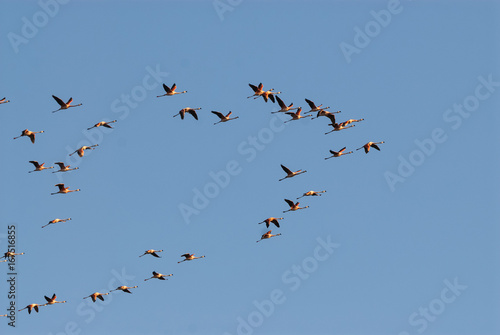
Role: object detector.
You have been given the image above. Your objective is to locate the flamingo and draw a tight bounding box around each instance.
[42,218,71,228]
[52,162,79,173]
[311,109,341,120]
[212,111,239,125]
[297,190,326,199]
[178,253,205,263]
[260,89,281,103]
[304,98,330,114]
[1,251,25,259]
[157,83,187,97]
[0,97,10,104]
[83,292,109,302]
[283,199,309,213]
[13,129,44,144]
[271,96,299,113]
[256,230,281,243]
[284,107,311,123]
[279,164,307,181]
[28,161,53,173]
[139,249,163,258]
[44,294,67,305]
[52,95,82,113]
[258,217,284,228]
[69,144,98,157]
[247,83,264,99]
[144,271,173,281]
[340,118,364,125]
[325,147,353,159]
[174,107,201,120]
[356,141,385,154]
[51,183,80,195]
[110,286,138,294]
[87,120,117,130]
[325,122,355,134]
[19,303,44,314]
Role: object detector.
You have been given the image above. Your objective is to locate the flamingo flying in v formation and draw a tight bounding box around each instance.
[13,129,44,144]
[256,230,281,243]
[51,95,82,113]
[157,83,187,97]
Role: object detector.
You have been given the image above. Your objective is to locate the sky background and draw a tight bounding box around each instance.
[1,0,499,334]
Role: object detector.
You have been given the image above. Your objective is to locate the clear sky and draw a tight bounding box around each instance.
[1,1,499,334]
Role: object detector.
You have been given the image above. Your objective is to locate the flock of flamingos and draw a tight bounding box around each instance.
[0,83,384,317]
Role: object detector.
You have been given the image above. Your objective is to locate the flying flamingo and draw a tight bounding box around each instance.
[341,118,364,125]
[52,95,82,113]
[325,123,355,134]
[356,141,385,154]
[139,249,163,258]
[28,161,53,173]
[69,144,98,157]
[42,218,71,228]
[51,184,80,195]
[52,162,79,173]
[144,271,173,281]
[260,89,281,103]
[297,190,326,199]
[256,230,281,243]
[283,199,309,213]
[212,111,239,125]
[157,83,187,97]
[325,147,353,159]
[83,292,109,302]
[178,253,205,263]
[284,107,311,123]
[0,97,10,104]
[272,96,299,113]
[1,251,25,259]
[279,164,307,181]
[258,217,284,228]
[304,98,330,114]
[44,294,67,306]
[110,286,138,294]
[87,120,117,130]
[174,107,201,120]
[13,129,44,144]
[19,303,44,314]
[247,83,264,99]
[311,109,341,120]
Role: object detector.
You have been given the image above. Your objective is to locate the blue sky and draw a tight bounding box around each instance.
[1,0,499,334]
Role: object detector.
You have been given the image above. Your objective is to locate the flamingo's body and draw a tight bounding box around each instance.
[44,294,67,305]
[157,83,187,97]
[279,164,307,181]
[69,144,98,157]
[28,161,53,173]
[325,147,353,159]
[258,217,284,228]
[260,89,281,103]
[283,199,309,213]
[42,218,71,228]
[284,107,311,123]
[357,141,385,154]
[139,249,163,258]
[212,111,239,125]
[19,304,44,314]
[256,230,281,243]
[304,98,330,114]
[1,251,24,259]
[174,108,201,120]
[297,190,326,199]
[53,162,79,173]
[51,183,80,195]
[87,120,117,130]
[110,286,138,294]
[52,95,82,113]
[13,129,44,144]
[0,97,10,104]
[272,96,298,113]
[178,253,205,263]
[311,109,341,120]
[144,271,173,281]
[325,122,355,134]
[83,292,109,302]
[247,83,264,99]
